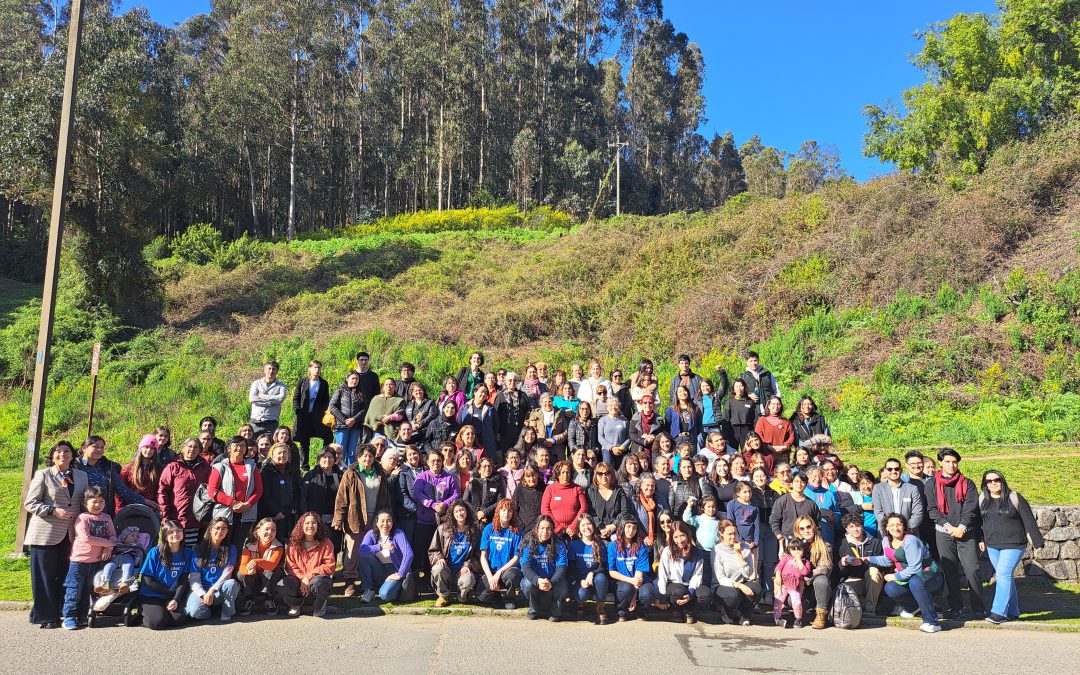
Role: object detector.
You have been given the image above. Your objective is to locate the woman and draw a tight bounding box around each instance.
[665,385,701,450]
[74,435,151,517]
[553,381,581,416]
[454,448,476,494]
[754,397,795,464]
[512,465,545,534]
[236,424,254,443]
[569,513,610,623]
[237,517,284,616]
[722,379,758,450]
[606,515,658,621]
[358,510,414,603]
[598,398,630,468]
[119,435,162,513]
[865,513,945,633]
[512,426,541,461]
[254,433,273,464]
[302,449,343,552]
[751,467,781,601]
[428,500,481,607]
[669,456,704,525]
[741,432,773,476]
[658,520,705,624]
[790,396,830,448]
[791,447,812,475]
[271,426,303,474]
[405,381,437,441]
[567,401,600,459]
[455,424,484,463]
[329,370,367,467]
[139,520,194,629]
[695,378,725,451]
[979,470,1044,624]
[478,499,524,608]
[499,448,526,498]
[24,441,87,628]
[576,359,611,413]
[651,433,676,474]
[154,426,177,464]
[437,376,467,413]
[793,515,832,629]
[768,472,820,541]
[425,400,462,453]
[460,384,498,461]
[633,476,664,548]
[529,393,569,459]
[185,518,241,622]
[412,451,460,577]
[770,463,793,495]
[630,359,659,410]
[530,445,554,484]
[541,461,588,537]
[464,456,506,525]
[259,442,302,539]
[706,456,738,509]
[730,454,750,482]
[334,444,392,597]
[616,451,645,501]
[282,512,336,617]
[157,437,212,546]
[519,515,569,621]
[711,518,760,626]
[455,351,486,398]
[364,378,405,441]
[569,447,594,490]
[587,461,629,540]
[207,436,264,551]
[521,364,548,408]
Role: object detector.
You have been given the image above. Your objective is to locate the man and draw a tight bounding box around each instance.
[736,351,780,415]
[249,361,288,438]
[667,354,703,407]
[803,466,841,545]
[394,362,417,399]
[924,448,986,619]
[872,458,925,532]
[901,451,929,484]
[495,371,532,454]
[461,384,499,462]
[628,395,666,455]
[535,361,549,387]
[353,351,381,405]
[197,416,226,457]
[293,359,331,472]
[837,514,886,615]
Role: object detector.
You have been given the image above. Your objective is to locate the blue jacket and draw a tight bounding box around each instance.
[664,405,701,441]
[804,485,840,543]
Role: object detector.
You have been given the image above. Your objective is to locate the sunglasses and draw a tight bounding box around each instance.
[659,519,672,525]
[596,471,611,476]
[885,467,901,472]
[986,478,1002,484]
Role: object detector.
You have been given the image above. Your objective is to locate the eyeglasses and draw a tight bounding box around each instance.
[986,478,1002,484]
[596,471,610,476]
[797,526,813,531]
[885,467,901,473]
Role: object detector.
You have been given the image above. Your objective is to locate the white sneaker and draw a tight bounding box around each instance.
[504,602,515,610]
[900,610,917,619]
[919,622,942,633]
[361,589,376,603]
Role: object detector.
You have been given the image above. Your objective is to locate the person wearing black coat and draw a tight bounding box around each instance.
[463,461,507,525]
[302,452,343,552]
[353,352,381,407]
[260,445,303,538]
[329,371,369,467]
[790,396,830,448]
[426,401,462,453]
[924,448,986,618]
[495,377,532,454]
[455,351,486,398]
[513,467,546,534]
[293,361,332,472]
[628,395,667,459]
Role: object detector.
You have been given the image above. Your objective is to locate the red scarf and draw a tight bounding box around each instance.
[934,471,967,515]
[638,493,657,542]
[640,411,655,431]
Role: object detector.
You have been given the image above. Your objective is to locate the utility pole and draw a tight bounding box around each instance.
[15,0,85,553]
[608,134,629,216]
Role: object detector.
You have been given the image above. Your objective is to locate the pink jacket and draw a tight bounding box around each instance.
[70,512,117,563]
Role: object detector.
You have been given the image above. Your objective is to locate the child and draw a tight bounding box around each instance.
[683,496,720,551]
[63,487,116,629]
[725,482,760,550]
[93,525,151,611]
[773,538,811,628]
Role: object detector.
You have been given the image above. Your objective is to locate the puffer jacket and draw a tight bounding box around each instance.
[405,398,438,439]
[329,383,367,431]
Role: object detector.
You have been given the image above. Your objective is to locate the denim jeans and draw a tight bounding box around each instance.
[62,561,98,622]
[335,428,363,467]
[614,580,658,613]
[359,557,404,601]
[884,572,944,624]
[185,579,241,620]
[987,547,1024,618]
[575,572,610,604]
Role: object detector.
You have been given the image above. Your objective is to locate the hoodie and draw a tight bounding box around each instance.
[804,484,840,544]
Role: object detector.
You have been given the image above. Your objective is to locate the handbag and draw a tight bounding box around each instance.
[192,483,214,522]
[322,409,336,428]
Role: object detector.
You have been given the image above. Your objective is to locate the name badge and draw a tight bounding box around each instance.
[554,496,562,501]
[489,487,497,493]
[279,479,286,486]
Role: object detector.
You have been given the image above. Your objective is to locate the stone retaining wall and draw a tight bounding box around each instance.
[1022,506,1080,581]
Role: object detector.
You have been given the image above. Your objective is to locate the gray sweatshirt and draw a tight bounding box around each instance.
[249,378,288,423]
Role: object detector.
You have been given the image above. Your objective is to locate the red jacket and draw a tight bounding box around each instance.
[158,458,212,528]
[541,481,587,536]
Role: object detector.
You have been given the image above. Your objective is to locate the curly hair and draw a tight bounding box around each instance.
[288,511,332,547]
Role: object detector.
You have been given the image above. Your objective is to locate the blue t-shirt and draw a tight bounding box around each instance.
[190,545,237,587]
[567,539,602,577]
[448,532,472,570]
[857,493,879,537]
[701,396,715,425]
[606,541,650,579]
[139,546,194,599]
[480,525,522,570]
[519,540,567,579]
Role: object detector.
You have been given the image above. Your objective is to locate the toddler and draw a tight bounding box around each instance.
[773,538,811,628]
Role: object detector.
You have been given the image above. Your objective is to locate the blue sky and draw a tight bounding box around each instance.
[119,0,996,181]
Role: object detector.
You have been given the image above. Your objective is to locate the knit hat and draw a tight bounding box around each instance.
[138,434,158,450]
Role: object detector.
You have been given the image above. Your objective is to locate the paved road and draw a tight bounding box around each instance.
[1,611,1077,674]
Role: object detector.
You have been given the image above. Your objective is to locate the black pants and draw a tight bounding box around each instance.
[665,582,699,609]
[412,523,437,578]
[522,576,568,617]
[477,568,523,604]
[713,580,761,620]
[29,537,71,625]
[142,597,187,630]
[281,574,332,613]
[295,413,333,470]
[240,568,284,601]
[251,419,279,439]
[936,530,986,612]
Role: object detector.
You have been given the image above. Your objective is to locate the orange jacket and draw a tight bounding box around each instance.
[285,539,336,579]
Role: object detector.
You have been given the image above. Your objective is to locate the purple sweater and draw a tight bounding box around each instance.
[358,528,414,578]
[413,470,460,525]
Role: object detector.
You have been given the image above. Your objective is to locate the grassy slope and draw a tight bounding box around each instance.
[0,279,39,330]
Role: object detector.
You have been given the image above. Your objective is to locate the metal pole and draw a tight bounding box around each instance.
[15,0,86,553]
[608,136,628,217]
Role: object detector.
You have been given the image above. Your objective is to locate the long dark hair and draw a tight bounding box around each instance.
[446,499,479,540]
[614,514,642,557]
[158,520,184,568]
[522,515,559,564]
[196,518,232,569]
[980,469,1016,516]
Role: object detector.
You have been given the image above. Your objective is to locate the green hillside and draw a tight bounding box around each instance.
[1,120,1079,473]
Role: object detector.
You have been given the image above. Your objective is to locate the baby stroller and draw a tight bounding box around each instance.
[87,503,160,627]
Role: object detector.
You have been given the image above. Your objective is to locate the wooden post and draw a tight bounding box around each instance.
[15,0,86,553]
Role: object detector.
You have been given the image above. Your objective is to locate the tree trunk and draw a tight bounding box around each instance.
[244,135,260,234]
[287,51,299,241]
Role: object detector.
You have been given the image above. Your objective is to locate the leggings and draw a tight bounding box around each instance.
[141,597,187,630]
[773,586,804,619]
[713,580,761,620]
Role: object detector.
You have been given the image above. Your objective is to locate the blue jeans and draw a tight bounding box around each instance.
[987,547,1024,618]
[614,580,657,613]
[884,572,944,624]
[358,557,403,601]
[575,572,610,604]
[62,561,98,622]
[335,427,363,467]
[185,579,241,620]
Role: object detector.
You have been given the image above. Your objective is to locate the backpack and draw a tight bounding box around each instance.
[830,581,863,629]
[192,483,214,523]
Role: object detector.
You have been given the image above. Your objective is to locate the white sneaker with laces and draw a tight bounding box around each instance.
[504,602,515,610]
[900,610,917,619]
[919,622,942,633]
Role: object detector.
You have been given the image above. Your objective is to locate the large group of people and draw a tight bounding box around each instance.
[23,351,1044,632]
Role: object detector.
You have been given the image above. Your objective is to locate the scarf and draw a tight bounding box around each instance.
[523,378,542,398]
[934,471,967,515]
[638,493,657,542]
[640,411,655,433]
